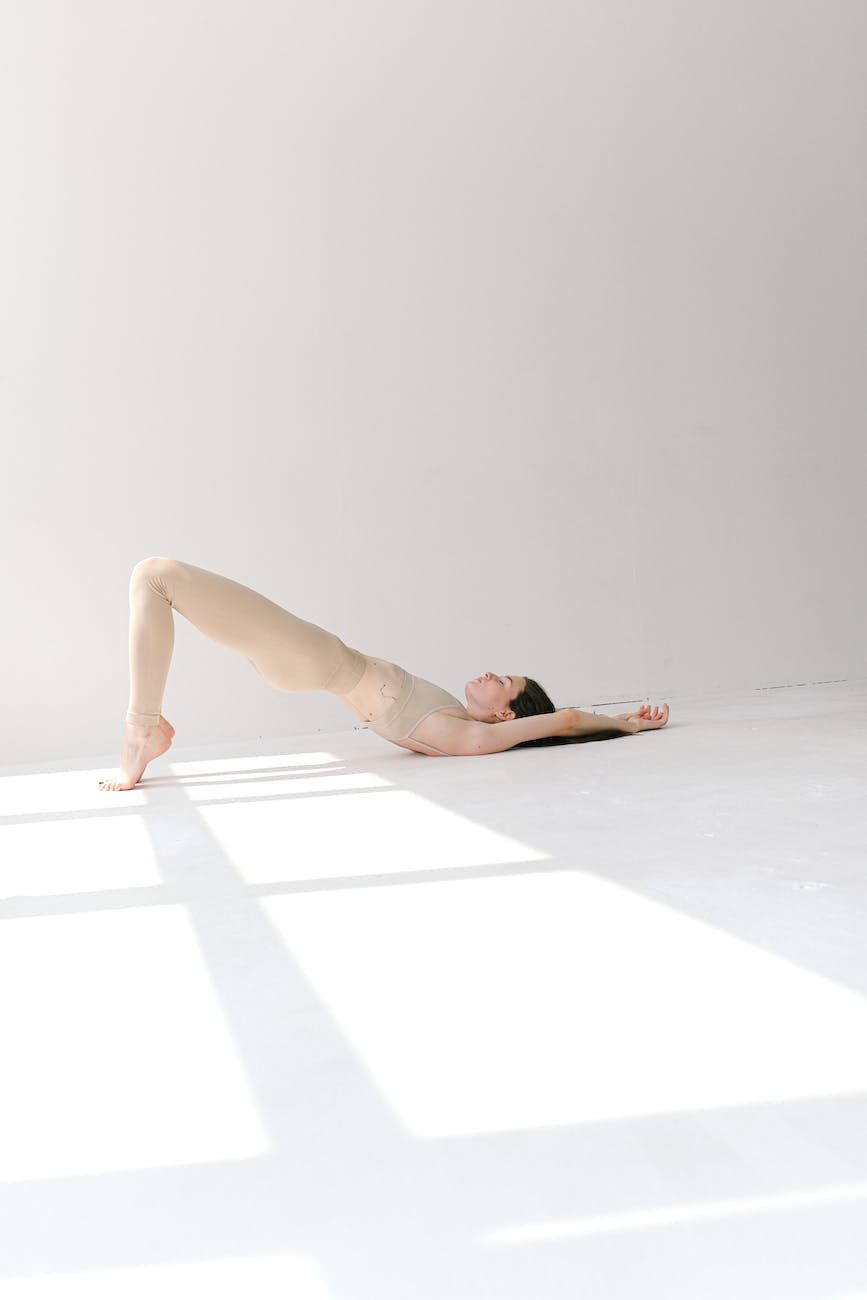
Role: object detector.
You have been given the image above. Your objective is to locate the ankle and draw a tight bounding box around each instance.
[126,711,161,729]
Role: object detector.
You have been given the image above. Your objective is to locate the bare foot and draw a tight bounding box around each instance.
[99,716,175,791]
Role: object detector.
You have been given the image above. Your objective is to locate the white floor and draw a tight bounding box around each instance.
[1,681,866,1300]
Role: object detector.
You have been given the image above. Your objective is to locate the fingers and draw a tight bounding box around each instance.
[629,703,670,730]
[639,702,670,728]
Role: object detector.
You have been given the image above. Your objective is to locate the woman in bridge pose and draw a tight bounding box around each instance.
[99,556,669,790]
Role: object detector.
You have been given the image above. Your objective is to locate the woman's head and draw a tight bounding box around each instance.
[464,672,555,723]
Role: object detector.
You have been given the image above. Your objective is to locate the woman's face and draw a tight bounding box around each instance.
[464,671,526,722]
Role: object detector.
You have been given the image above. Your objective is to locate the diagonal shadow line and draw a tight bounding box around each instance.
[137,786,397,807]
[0,857,564,920]
[139,762,350,787]
[1,755,593,1283]
[0,784,398,828]
[5,712,867,1289]
[134,786,408,1145]
[2,1089,867,1278]
[1,863,564,925]
[6,710,867,1009]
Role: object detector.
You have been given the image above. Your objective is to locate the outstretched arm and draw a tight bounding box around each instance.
[473,707,638,755]
[414,705,669,756]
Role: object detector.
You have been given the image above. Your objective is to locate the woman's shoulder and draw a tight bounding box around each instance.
[408,705,478,752]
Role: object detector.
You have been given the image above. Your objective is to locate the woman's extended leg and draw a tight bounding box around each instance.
[100,556,366,790]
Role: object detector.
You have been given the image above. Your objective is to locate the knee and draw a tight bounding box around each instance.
[130,556,176,585]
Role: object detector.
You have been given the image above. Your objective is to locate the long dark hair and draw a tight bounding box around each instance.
[509,677,555,719]
[507,676,622,748]
[507,676,560,748]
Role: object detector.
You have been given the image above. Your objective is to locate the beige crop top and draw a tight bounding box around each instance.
[367,669,470,743]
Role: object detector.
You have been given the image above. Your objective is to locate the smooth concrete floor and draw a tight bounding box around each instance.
[1,681,866,1299]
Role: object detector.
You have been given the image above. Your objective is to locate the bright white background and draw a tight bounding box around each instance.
[2,0,865,765]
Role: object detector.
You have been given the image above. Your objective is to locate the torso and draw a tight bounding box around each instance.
[338,654,472,754]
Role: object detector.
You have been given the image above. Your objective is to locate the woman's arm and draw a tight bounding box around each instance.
[474,708,638,754]
[412,707,637,757]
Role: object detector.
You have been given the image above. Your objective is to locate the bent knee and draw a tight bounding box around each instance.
[130,555,180,584]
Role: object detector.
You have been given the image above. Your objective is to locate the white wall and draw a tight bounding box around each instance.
[2,0,865,766]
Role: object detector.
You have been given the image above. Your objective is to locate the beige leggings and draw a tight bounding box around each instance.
[126,556,367,727]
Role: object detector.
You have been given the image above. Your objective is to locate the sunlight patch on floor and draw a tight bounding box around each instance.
[197,789,549,883]
[0,771,153,814]
[261,870,867,1138]
[0,905,269,1180]
[1,814,162,896]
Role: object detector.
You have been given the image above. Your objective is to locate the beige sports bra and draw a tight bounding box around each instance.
[366,669,470,743]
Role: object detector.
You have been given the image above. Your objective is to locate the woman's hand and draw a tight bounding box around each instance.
[614,703,670,733]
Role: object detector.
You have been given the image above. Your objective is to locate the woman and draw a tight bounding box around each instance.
[99,556,669,790]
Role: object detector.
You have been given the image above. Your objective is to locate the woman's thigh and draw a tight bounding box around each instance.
[138,556,354,692]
